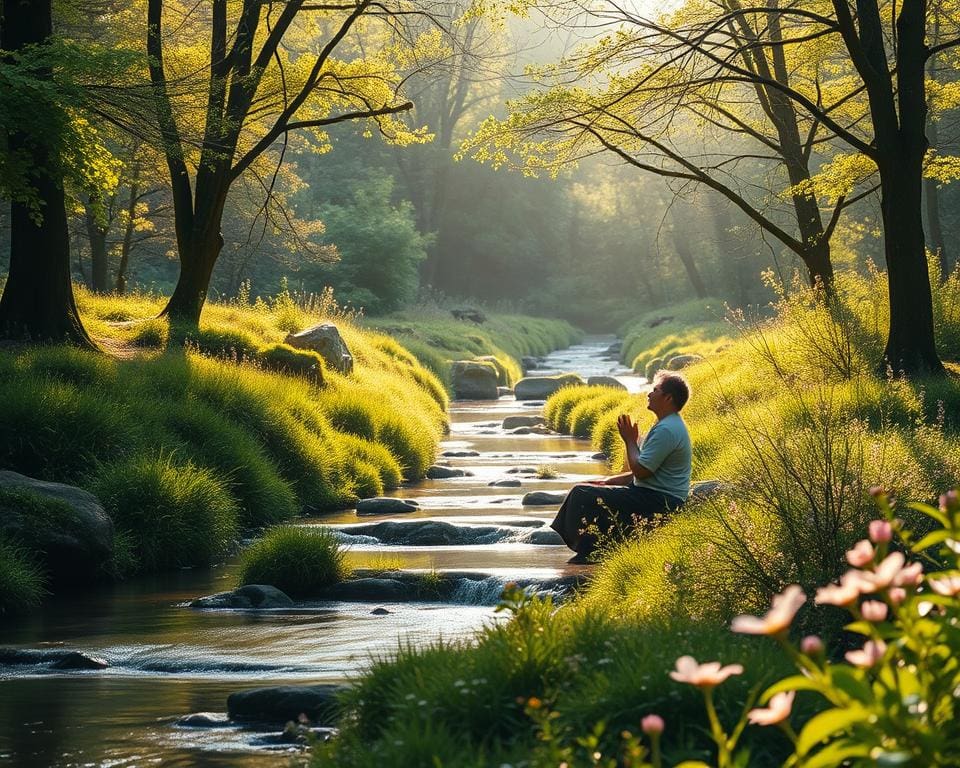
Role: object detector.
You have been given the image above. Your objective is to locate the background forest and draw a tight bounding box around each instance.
[5,0,957,332]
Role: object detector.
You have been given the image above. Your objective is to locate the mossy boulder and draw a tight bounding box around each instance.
[514,374,585,400]
[0,471,114,588]
[450,360,499,400]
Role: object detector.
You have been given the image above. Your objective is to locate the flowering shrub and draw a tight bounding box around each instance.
[600,488,960,768]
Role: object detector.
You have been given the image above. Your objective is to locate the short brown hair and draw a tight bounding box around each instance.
[654,371,690,410]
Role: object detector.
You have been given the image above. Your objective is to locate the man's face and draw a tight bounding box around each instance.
[647,382,672,412]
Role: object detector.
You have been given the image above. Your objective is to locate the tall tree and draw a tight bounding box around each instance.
[0,0,92,345]
[148,0,433,326]
[467,0,960,374]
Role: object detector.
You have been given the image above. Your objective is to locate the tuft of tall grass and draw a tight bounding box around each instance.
[568,388,633,438]
[92,454,240,572]
[237,525,347,596]
[257,343,326,382]
[0,536,46,615]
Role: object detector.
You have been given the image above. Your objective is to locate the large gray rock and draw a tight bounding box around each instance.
[425,465,470,479]
[666,354,704,370]
[514,374,585,400]
[0,470,113,587]
[689,480,728,500]
[284,323,354,375]
[190,584,294,609]
[356,497,419,515]
[451,360,499,400]
[502,415,545,429]
[587,376,627,390]
[227,684,345,725]
[521,491,566,506]
[476,355,510,386]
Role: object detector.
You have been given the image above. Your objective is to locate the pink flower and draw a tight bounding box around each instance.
[731,585,806,636]
[845,640,887,668]
[940,490,958,513]
[867,551,906,589]
[641,714,665,735]
[669,656,743,688]
[815,570,871,606]
[869,486,885,499]
[868,519,892,544]
[893,561,924,587]
[800,635,824,655]
[928,576,960,597]
[747,691,795,726]
[888,587,907,605]
[860,601,888,622]
[846,539,875,567]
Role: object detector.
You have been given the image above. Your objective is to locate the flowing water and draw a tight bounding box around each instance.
[0,336,642,768]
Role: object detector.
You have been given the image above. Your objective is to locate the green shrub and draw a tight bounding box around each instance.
[93,455,239,572]
[161,403,299,528]
[0,536,45,614]
[130,319,169,348]
[543,385,594,433]
[176,325,260,360]
[237,525,347,596]
[257,343,325,382]
[338,432,404,491]
[0,379,135,482]
[568,389,631,438]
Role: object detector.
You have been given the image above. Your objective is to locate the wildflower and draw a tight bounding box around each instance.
[845,639,887,668]
[868,519,892,543]
[869,486,885,499]
[861,601,888,622]
[846,539,874,567]
[669,656,743,688]
[940,490,958,512]
[526,696,542,710]
[731,585,806,636]
[815,570,871,606]
[747,691,795,726]
[800,635,824,655]
[641,714,665,735]
[888,587,907,605]
[867,551,906,589]
[928,576,960,597]
[893,561,924,587]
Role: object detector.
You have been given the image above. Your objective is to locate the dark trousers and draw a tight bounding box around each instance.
[550,483,683,556]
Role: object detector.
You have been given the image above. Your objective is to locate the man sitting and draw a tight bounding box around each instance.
[550,371,692,564]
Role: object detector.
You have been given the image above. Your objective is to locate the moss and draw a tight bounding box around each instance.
[237,525,347,596]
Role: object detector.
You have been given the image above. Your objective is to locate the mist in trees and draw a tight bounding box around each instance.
[2,0,960,355]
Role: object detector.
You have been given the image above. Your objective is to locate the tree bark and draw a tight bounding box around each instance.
[0,0,95,346]
[923,119,950,281]
[671,221,708,299]
[115,168,141,295]
[85,201,110,293]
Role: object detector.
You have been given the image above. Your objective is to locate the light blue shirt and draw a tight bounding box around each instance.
[633,412,691,500]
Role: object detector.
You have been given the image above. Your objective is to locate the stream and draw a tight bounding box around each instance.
[0,336,643,768]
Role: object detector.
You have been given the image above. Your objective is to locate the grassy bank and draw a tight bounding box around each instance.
[0,287,576,612]
[366,308,582,387]
[545,270,960,625]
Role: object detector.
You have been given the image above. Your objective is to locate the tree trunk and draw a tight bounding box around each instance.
[160,234,223,326]
[85,203,110,293]
[0,0,95,347]
[671,223,708,299]
[115,168,141,295]
[923,119,949,281]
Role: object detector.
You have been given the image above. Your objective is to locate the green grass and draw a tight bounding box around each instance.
[313,598,796,768]
[92,454,240,572]
[366,308,581,389]
[0,536,46,615]
[237,525,347,596]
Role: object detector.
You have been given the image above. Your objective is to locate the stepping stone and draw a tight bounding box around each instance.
[522,491,566,506]
[509,426,554,435]
[441,450,480,457]
[371,607,391,615]
[502,415,545,429]
[488,479,521,488]
[176,713,230,728]
[356,497,419,515]
[591,452,607,460]
[50,651,108,671]
[506,467,538,474]
[227,684,345,725]
[521,401,546,407]
[426,465,470,479]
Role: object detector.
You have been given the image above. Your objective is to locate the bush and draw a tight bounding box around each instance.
[257,343,325,382]
[176,325,260,361]
[237,525,347,597]
[130,318,169,348]
[0,536,45,615]
[93,455,239,572]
